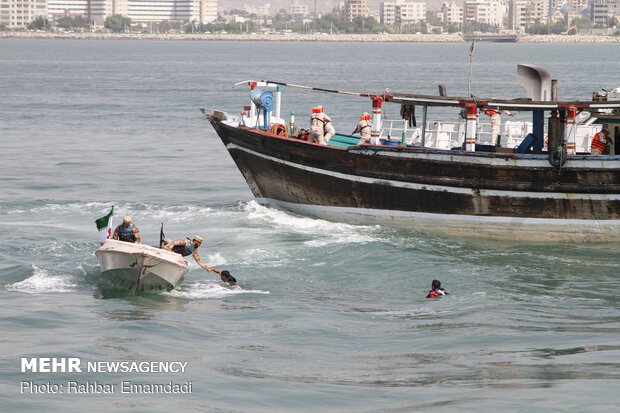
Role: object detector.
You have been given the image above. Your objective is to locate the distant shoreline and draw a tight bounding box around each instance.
[2,31,620,43]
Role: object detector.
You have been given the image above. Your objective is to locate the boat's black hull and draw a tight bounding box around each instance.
[209,119,620,239]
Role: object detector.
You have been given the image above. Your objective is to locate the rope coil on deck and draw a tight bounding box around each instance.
[269,123,289,137]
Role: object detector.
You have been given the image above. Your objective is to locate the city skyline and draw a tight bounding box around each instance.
[217,0,447,14]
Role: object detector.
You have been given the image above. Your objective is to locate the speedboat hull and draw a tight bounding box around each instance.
[95,239,189,291]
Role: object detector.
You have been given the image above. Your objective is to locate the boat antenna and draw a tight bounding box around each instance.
[467,39,475,97]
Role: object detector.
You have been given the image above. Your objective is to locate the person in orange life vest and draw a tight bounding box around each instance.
[309,106,335,145]
[484,109,514,142]
[591,129,612,155]
[426,279,448,298]
[112,216,141,243]
[352,112,372,144]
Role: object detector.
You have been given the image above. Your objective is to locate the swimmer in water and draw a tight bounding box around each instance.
[211,268,237,285]
[426,279,448,298]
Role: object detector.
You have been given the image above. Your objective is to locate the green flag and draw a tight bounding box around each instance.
[95,206,114,245]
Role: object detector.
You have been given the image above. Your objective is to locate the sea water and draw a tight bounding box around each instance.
[1,39,620,412]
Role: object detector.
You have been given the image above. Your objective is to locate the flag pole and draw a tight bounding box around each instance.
[467,39,475,97]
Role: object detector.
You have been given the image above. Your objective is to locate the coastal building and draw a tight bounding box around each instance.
[524,0,549,24]
[344,0,366,21]
[590,0,620,25]
[379,0,425,25]
[396,1,425,23]
[242,2,270,17]
[379,1,397,25]
[47,0,89,21]
[440,1,463,25]
[463,0,506,28]
[1,0,47,28]
[507,0,528,30]
[289,1,307,17]
[554,0,588,14]
[89,0,217,26]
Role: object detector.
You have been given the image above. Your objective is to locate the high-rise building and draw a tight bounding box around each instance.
[508,0,528,29]
[440,1,463,25]
[289,1,307,16]
[47,0,89,21]
[379,1,397,25]
[90,0,216,26]
[344,0,366,22]
[1,0,47,28]
[524,0,548,24]
[396,1,425,24]
[1,0,216,28]
[463,0,506,28]
[590,0,620,24]
[380,0,425,25]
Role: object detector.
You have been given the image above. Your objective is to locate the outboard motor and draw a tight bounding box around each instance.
[250,88,274,130]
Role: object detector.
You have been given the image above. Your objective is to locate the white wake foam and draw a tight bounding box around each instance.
[8,264,77,294]
[243,201,380,246]
[166,280,269,299]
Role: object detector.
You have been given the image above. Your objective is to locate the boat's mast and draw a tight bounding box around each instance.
[467,40,475,97]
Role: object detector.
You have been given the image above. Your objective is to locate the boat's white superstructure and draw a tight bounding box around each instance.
[95,239,189,291]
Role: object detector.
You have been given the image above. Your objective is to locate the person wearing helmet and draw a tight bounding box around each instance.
[163,235,214,272]
[426,280,448,298]
[112,216,141,243]
[352,112,372,144]
[308,106,335,145]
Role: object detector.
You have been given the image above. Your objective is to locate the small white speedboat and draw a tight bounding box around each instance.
[95,239,189,291]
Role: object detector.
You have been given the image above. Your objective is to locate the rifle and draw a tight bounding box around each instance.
[159,223,165,249]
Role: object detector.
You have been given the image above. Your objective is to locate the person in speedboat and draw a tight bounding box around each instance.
[163,235,214,272]
[112,216,141,243]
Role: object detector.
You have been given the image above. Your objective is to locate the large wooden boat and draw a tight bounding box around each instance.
[201,65,620,241]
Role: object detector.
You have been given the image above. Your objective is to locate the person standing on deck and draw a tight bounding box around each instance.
[591,129,612,155]
[112,216,141,243]
[484,109,514,143]
[352,112,372,144]
[308,106,335,145]
[164,235,214,273]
